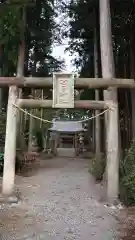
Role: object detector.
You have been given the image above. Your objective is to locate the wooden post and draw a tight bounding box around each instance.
[106,102,119,202]
[40,89,44,128]
[2,13,25,194]
[28,113,34,151]
[2,86,18,195]
[95,91,101,158]
[16,99,110,109]
[28,92,34,151]
[92,111,95,152]
[100,0,119,202]
[0,77,134,88]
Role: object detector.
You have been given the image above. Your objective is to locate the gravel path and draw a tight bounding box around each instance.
[0,156,120,239]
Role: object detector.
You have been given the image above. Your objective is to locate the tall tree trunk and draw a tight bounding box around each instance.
[94,9,101,163]
[28,49,36,151]
[17,7,25,147]
[0,45,3,113]
[17,40,25,133]
[130,29,135,140]
[99,0,119,201]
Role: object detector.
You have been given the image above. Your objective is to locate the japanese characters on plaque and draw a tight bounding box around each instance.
[53,73,74,108]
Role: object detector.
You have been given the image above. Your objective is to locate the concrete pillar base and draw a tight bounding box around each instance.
[0,194,19,204]
[0,187,22,204]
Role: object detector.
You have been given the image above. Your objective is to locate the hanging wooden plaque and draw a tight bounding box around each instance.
[53,73,74,108]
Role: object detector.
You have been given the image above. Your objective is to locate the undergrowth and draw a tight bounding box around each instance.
[34,128,44,152]
[89,153,105,182]
[89,142,135,206]
[120,141,135,205]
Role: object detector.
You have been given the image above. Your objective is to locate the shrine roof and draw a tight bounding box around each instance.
[49,120,84,133]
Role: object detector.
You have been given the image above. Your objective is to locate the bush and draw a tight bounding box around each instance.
[120,141,135,205]
[89,154,105,182]
[34,128,44,152]
[89,142,135,205]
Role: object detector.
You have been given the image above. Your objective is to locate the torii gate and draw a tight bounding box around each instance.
[0,44,135,203]
[1,1,135,203]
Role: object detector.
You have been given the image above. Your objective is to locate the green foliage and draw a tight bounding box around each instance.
[120,141,135,205]
[0,153,4,162]
[80,89,95,100]
[0,0,64,78]
[33,128,44,152]
[27,0,64,77]
[55,108,92,121]
[64,0,135,76]
[89,154,105,182]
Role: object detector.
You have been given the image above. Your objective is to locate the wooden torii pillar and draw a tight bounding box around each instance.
[2,43,24,196]
[0,0,34,198]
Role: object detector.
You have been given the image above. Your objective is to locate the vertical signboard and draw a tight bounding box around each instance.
[53,73,74,108]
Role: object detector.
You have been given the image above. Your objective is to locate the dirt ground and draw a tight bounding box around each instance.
[0,150,123,239]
